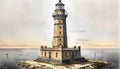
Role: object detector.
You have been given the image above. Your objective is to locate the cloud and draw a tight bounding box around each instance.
[67,0,119,41]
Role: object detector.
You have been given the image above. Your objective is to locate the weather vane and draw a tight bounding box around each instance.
[59,0,61,2]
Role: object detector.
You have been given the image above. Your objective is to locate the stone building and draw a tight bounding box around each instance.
[39,0,83,64]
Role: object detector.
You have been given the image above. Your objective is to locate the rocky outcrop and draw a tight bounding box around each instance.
[17,60,111,69]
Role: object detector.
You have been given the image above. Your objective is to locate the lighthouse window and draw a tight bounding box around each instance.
[44,52,46,57]
[56,53,58,58]
[59,38,61,41]
[64,52,67,57]
[59,26,61,29]
[56,6,64,9]
[59,32,61,34]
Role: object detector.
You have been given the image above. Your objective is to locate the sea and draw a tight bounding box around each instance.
[0,48,119,69]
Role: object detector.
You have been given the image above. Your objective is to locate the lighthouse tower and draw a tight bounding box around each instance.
[40,0,82,64]
[52,0,68,48]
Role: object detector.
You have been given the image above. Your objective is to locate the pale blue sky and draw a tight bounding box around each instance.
[0,0,119,47]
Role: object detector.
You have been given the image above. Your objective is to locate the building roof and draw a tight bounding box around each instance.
[55,0,64,6]
[63,48,79,50]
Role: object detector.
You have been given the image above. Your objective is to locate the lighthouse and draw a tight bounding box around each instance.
[40,0,82,64]
[52,0,68,48]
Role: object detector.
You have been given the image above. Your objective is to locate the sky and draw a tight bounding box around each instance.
[0,0,119,48]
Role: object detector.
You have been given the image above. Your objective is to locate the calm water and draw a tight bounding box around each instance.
[0,48,119,69]
[81,48,120,69]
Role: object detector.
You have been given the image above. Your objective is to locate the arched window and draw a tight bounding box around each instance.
[44,52,46,57]
[64,52,67,57]
[59,32,61,34]
[59,38,61,41]
[56,53,58,58]
[59,43,61,46]
[59,26,61,29]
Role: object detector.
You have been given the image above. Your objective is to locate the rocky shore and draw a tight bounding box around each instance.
[17,60,111,69]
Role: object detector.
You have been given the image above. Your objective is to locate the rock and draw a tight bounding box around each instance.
[17,60,111,69]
